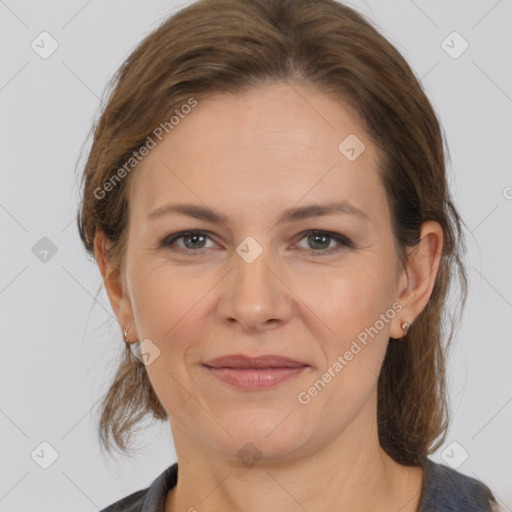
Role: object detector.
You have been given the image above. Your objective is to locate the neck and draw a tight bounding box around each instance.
[165,403,424,512]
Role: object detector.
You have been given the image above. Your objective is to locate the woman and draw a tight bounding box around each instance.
[78,0,500,510]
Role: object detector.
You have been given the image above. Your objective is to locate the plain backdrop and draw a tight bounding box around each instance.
[1,0,511,510]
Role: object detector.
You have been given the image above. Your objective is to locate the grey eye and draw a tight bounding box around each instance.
[306,232,333,250]
[182,233,208,249]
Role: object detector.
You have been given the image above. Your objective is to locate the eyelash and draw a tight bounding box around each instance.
[160,230,353,257]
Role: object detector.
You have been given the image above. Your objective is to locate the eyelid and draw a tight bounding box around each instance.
[293,230,353,249]
[291,231,353,258]
[161,230,217,250]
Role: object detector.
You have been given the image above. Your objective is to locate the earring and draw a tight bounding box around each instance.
[123,323,145,365]
[123,323,132,350]
[400,320,410,336]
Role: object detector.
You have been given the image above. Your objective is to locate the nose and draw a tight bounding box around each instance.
[217,243,294,332]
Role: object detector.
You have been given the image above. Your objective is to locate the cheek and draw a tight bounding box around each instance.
[296,259,397,340]
[128,267,214,412]
[296,270,396,417]
[128,261,210,339]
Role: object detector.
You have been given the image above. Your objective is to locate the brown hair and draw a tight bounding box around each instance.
[78,0,467,466]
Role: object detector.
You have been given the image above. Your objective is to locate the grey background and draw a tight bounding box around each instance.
[1,0,511,510]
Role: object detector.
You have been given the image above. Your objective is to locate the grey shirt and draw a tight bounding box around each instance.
[99,457,498,511]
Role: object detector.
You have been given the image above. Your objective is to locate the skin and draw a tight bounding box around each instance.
[95,81,443,511]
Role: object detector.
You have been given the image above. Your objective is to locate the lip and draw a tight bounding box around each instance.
[203,354,309,391]
[203,354,308,368]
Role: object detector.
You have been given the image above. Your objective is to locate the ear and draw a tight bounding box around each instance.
[94,231,136,341]
[390,221,444,338]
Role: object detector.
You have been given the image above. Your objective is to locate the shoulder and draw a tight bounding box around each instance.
[99,488,147,512]
[418,457,499,512]
[99,463,178,512]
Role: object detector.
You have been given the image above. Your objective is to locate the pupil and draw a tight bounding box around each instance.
[185,233,205,249]
[309,233,330,250]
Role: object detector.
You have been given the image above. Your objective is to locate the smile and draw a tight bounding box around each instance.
[203,365,309,390]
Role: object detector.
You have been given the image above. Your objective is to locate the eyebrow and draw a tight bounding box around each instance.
[145,201,370,226]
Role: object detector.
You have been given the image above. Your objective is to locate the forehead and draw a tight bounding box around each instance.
[129,82,388,227]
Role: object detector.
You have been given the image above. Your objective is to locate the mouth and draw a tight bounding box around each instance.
[202,354,309,390]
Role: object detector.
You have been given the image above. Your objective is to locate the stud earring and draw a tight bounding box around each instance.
[400,320,410,335]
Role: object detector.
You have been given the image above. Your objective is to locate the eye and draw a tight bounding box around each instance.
[161,230,216,251]
[294,230,353,255]
[160,229,353,256]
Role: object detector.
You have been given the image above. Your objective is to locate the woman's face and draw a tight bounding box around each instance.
[120,82,407,462]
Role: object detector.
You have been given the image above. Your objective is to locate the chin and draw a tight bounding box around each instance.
[211,409,312,463]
